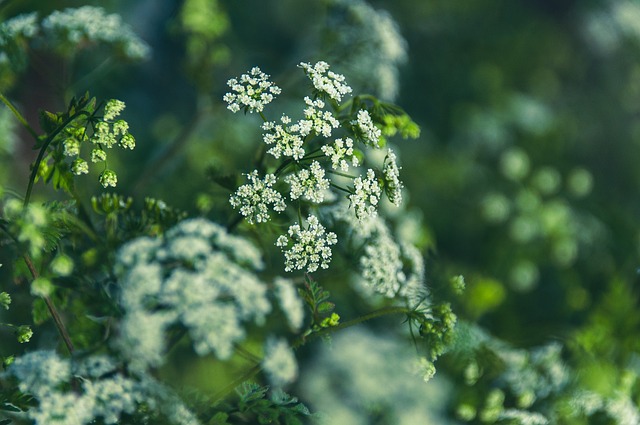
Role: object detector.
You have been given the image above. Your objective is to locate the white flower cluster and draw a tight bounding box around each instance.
[276,215,338,273]
[284,161,330,203]
[383,148,403,206]
[0,12,38,43]
[357,220,427,302]
[262,115,306,160]
[115,218,271,370]
[274,277,305,331]
[262,337,298,387]
[349,168,382,220]
[299,328,448,424]
[319,0,408,101]
[300,96,340,137]
[224,61,409,274]
[2,351,199,425]
[299,61,353,102]
[353,109,382,147]
[230,170,286,224]
[223,66,282,113]
[321,137,359,171]
[41,6,150,60]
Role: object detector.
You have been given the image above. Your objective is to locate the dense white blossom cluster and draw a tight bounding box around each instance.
[262,337,299,387]
[2,351,199,425]
[115,218,271,370]
[383,148,403,206]
[300,328,449,424]
[319,0,408,101]
[349,168,382,220]
[321,137,359,171]
[353,109,382,146]
[0,12,38,43]
[224,61,407,274]
[300,96,340,137]
[274,277,305,331]
[41,6,150,59]
[284,161,330,203]
[299,61,353,102]
[223,67,282,113]
[276,215,338,273]
[262,115,306,160]
[355,219,427,303]
[230,170,286,224]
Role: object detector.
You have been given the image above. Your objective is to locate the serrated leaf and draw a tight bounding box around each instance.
[317,301,334,313]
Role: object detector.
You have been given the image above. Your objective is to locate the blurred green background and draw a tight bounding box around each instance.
[2,0,640,422]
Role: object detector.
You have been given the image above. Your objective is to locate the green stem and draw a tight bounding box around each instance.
[294,305,410,348]
[326,169,357,179]
[23,254,75,354]
[23,111,90,207]
[0,92,39,140]
[329,182,352,194]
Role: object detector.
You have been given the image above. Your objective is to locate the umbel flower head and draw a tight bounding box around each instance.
[276,215,338,273]
[62,98,136,188]
[230,170,286,224]
[223,66,281,113]
[299,60,353,102]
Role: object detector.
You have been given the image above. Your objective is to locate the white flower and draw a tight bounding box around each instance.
[41,6,150,60]
[276,215,338,273]
[299,96,340,138]
[63,138,80,156]
[114,218,271,368]
[115,311,173,371]
[0,12,38,41]
[262,115,306,160]
[274,277,305,331]
[262,337,298,387]
[353,109,381,147]
[284,161,330,203]
[299,61,353,102]
[230,170,286,224]
[382,148,403,206]
[99,169,117,188]
[103,99,125,121]
[6,350,71,396]
[72,158,89,175]
[223,66,281,113]
[349,168,382,220]
[321,137,359,171]
[359,227,404,298]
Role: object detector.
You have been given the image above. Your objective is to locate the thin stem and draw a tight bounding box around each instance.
[23,255,75,354]
[0,222,75,354]
[326,169,357,179]
[211,363,263,404]
[234,344,261,363]
[0,92,39,140]
[329,182,351,194]
[294,305,410,348]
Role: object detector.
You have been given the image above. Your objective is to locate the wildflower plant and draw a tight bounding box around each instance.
[1,3,621,425]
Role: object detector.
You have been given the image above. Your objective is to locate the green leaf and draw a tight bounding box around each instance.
[317,301,335,314]
[208,412,229,425]
[38,110,61,135]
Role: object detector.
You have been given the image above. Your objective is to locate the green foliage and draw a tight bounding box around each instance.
[298,274,339,333]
